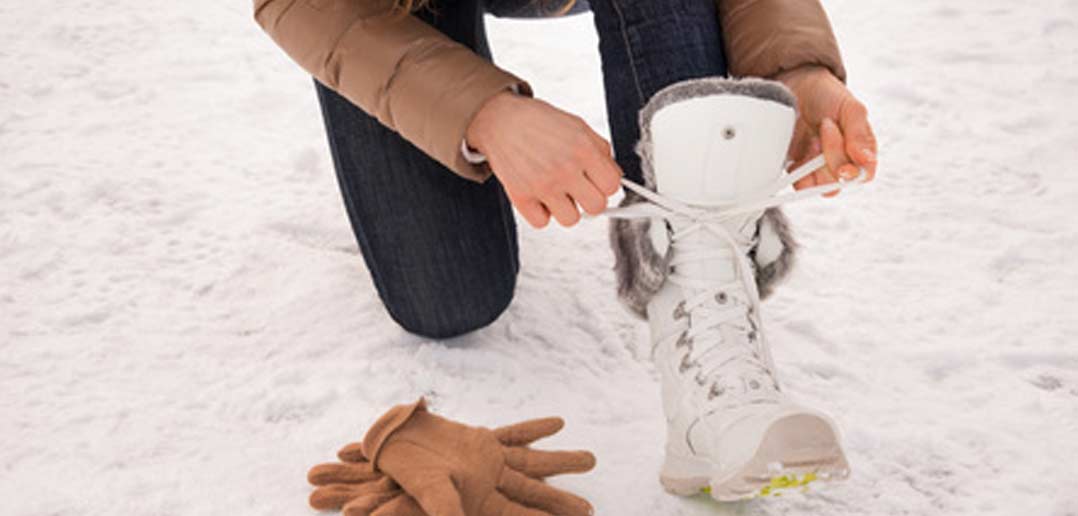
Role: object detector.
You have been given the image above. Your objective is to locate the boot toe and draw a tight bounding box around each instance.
[708,409,850,501]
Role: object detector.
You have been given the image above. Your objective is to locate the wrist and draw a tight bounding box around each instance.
[776,65,836,89]
[465,90,520,153]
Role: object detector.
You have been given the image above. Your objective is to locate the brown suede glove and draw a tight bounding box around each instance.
[307,399,596,516]
[308,442,423,516]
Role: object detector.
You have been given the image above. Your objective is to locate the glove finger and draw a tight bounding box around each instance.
[493,417,564,446]
[310,477,399,510]
[338,442,368,463]
[482,490,551,516]
[370,493,426,516]
[308,461,381,486]
[342,489,403,516]
[504,447,596,478]
[310,484,364,510]
[498,468,592,516]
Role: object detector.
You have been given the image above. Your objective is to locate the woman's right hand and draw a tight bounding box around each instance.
[465,91,623,228]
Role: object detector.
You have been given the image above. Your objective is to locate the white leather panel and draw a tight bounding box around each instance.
[650,96,795,206]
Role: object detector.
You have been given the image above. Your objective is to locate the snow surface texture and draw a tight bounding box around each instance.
[3,1,1078,515]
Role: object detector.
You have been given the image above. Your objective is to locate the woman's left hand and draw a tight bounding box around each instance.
[777,65,878,197]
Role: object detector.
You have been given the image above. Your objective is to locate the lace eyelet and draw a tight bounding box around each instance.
[715,292,728,304]
[749,379,761,390]
[676,331,693,349]
[672,301,687,320]
[722,126,736,140]
[708,384,726,399]
[679,354,694,374]
[748,330,757,342]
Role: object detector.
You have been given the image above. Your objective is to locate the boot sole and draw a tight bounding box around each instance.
[659,414,850,501]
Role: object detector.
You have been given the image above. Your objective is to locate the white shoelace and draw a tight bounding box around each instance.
[605,155,867,403]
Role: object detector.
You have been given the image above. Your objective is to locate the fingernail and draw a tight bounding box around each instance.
[862,148,877,162]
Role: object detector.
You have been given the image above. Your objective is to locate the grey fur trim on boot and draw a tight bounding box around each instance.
[610,77,800,318]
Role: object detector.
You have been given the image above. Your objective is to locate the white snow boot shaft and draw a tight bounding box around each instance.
[648,86,795,288]
[607,78,859,501]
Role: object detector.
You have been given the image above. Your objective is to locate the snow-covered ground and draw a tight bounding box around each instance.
[3,1,1078,514]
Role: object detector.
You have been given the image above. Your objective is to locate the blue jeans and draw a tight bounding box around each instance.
[315,0,728,338]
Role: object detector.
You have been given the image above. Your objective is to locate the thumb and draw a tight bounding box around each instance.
[369,494,427,516]
[397,474,465,516]
[378,440,466,516]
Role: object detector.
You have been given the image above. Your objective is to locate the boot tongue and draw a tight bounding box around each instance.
[667,211,758,285]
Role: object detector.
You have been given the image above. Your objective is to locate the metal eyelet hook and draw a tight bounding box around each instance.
[672,301,687,320]
[679,354,693,374]
[708,384,726,400]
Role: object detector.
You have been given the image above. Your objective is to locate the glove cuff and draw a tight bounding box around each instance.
[362,398,428,469]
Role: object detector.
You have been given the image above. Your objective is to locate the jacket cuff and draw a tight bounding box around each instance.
[719,0,847,82]
[361,398,427,469]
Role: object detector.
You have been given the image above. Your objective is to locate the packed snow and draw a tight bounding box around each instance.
[2,0,1077,514]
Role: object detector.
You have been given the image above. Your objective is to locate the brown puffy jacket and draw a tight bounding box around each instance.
[254,0,844,183]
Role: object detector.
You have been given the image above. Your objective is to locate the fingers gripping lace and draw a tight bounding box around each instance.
[605,156,866,403]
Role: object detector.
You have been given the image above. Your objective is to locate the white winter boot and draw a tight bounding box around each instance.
[606,78,864,501]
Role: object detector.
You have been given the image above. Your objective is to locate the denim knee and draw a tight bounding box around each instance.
[381,274,517,339]
[485,0,590,18]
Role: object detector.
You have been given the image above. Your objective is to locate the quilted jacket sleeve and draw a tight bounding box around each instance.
[254,0,531,182]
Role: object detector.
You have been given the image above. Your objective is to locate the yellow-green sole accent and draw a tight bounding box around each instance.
[700,472,819,499]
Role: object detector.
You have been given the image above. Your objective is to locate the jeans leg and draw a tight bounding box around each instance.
[314,0,519,339]
[589,0,728,185]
